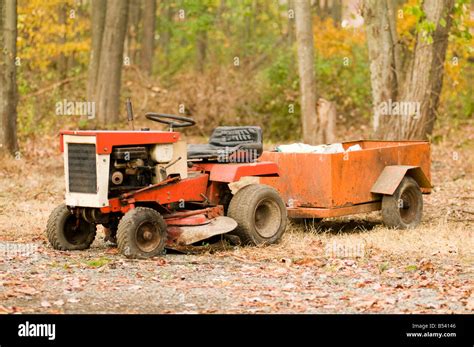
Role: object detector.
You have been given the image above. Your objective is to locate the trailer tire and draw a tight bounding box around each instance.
[228,184,287,246]
[46,204,96,250]
[117,207,167,259]
[382,176,423,229]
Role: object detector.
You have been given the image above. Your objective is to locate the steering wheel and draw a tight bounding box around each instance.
[145,112,196,129]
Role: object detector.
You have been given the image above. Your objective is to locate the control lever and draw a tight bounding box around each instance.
[126,98,135,130]
[160,156,182,178]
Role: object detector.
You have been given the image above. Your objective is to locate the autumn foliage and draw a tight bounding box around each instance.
[13,0,473,142]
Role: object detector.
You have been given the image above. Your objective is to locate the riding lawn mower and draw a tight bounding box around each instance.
[46,101,287,258]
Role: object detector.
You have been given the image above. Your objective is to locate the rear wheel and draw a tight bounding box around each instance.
[228,184,287,245]
[382,176,423,229]
[46,204,96,250]
[117,207,167,259]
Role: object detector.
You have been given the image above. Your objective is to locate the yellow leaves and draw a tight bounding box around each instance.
[17,0,90,72]
[443,46,470,101]
[312,17,365,59]
[394,0,472,105]
[442,10,473,99]
[396,0,418,51]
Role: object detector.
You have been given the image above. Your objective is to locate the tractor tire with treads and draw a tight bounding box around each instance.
[117,207,167,259]
[382,176,423,229]
[228,184,287,246]
[46,204,96,250]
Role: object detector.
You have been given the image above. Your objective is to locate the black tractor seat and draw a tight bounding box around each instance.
[187,126,263,163]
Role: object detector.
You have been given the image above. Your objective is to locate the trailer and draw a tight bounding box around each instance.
[260,140,432,228]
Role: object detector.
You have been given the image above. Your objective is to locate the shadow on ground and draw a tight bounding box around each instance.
[291,217,382,235]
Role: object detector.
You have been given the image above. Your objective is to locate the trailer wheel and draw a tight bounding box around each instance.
[46,204,96,250]
[382,176,423,229]
[117,207,167,259]
[228,184,287,245]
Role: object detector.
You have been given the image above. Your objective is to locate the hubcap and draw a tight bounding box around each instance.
[399,188,418,223]
[64,215,92,245]
[254,199,281,238]
[135,222,162,253]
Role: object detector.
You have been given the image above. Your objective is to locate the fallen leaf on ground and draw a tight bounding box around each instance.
[156,258,167,266]
[419,259,435,272]
[0,305,13,314]
[105,248,119,255]
[466,296,474,311]
[14,287,39,296]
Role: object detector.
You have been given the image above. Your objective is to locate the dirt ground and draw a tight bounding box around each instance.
[0,126,473,314]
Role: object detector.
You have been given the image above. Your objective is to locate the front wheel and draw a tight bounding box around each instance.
[227,184,287,245]
[117,207,167,259]
[46,204,96,250]
[382,176,423,229]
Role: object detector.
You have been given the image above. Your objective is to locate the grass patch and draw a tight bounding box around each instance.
[378,262,390,273]
[85,257,111,268]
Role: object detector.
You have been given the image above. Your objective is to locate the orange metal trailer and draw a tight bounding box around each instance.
[260,140,431,226]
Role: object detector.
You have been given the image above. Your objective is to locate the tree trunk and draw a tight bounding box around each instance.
[362,0,399,135]
[195,30,207,72]
[0,0,18,156]
[58,4,68,81]
[160,3,173,69]
[399,0,454,139]
[95,0,129,125]
[363,0,454,140]
[313,0,321,15]
[126,0,141,65]
[287,0,296,43]
[319,0,330,19]
[317,98,336,143]
[329,0,342,25]
[140,0,155,75]
[295,0,320,144]
[87,0,106,102]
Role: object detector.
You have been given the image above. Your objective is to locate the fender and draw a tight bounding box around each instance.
[371,165,432,195]
[197,161,279,183]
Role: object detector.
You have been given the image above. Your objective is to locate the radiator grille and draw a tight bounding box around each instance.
[67,143,97,194]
